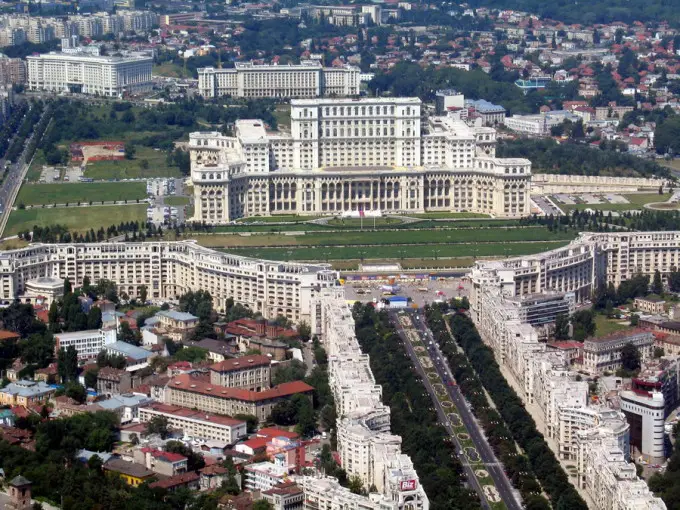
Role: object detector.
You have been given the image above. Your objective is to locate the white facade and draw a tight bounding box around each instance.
[190,98,532,222]
[619,390,665,463]
[311,288,428,510]
[27,52,152,97]
[138,404,247,445]
[582,332,655,374]
[54,328,117,359]
[0,242,338,323]
[468,233,673,509]
[198,61,359,99]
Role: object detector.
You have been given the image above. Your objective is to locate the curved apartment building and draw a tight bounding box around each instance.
[471,231,680,319]
[0,241,337,322]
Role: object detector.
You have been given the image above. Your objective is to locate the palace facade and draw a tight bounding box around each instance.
[189,97,532,222]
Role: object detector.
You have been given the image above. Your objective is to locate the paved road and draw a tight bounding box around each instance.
[0,106,48,236]
[394,310,522,510]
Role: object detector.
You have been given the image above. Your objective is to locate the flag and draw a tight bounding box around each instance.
[359,207,365,218]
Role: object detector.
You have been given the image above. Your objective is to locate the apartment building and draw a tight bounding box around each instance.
[198,61,359,99]
[190,98,532,222]
[138,402,247,444]
[0,56,26,85]
[469,235,671,509]
[97,367,133,395]
[575,433,664,510]
[634,296,666,314]
[54,328,117,360]
[0,241,338,323]
[311,288,429,510]
[619,389,665,463]
[165,373,313,421]
[209,355,271,390]
[581,330,654,375]
[27,52,152,97]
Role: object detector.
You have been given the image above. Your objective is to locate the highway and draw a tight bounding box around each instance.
[392,309,522,510]
[0,105,49,237]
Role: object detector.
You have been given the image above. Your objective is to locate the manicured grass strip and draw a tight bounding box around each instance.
[84,146,182,180]
[16,182,147,206]
[164,196,190,206]
[192,226,576,248]
[5,204,147,235]
[217,240,570,261]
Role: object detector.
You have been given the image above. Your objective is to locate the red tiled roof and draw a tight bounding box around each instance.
[210,355,271,372]
[256,427,300,440]
[238,436,268,451]
[149,471,199,489]
[0,330,20,341]
[168,375,313,402]
[141,448,187,463]
[141,402,245,427]
[200,464,229,475]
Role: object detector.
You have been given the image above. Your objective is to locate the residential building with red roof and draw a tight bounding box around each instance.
[138,402,247,444]
[210,354,271,391]
[149,471,200,492]
[165,373,313,421]
[133,447,188,477]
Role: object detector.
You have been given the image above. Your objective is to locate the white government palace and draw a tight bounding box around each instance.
[198,61,360,99]
[188,97,532,222]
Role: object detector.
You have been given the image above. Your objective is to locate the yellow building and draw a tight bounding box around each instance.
[0,380,55,407]
[103,458,154,486]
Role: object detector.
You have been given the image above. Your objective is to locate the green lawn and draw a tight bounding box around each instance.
[193,226,577,248]
[594,314,631,338]
[273,104,291,130]
[153,62,190,78]
[164,196,190,206]
[16,182,147,206]
[236,214,325,223]
[555,193,671,212]
[84,146,182,180]
[216,240,571,261]
[326,217,405,227]
[26,149,47,182]
[5,204,147,236]
[409,212,491,219]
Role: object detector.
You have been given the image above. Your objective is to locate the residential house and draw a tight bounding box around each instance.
[199,465,230,491]
[210,355,272,391]
[155,310,199,341]
[133,447,188,476]
[0,380,56,407]
[262,481,304,510]
[103,458,154,486]
[149,471,200,492]
[97,367,134,396]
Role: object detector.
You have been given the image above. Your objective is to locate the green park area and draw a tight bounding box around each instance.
[195,226,575,248]
[593,313,631,338]
[5,204,147,236]
[554,193,671,213]
[153,62,191,78]
[84,146,183,180]
[164,196,191,206]
[16,182,147,206]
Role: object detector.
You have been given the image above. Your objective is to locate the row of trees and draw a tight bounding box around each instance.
[426,305,550,508]
[21,221,163,245]
[497,138,671,178]
[447,311,588,510]
[352,303,481,509]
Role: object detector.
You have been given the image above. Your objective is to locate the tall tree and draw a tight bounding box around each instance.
[554,313,570,340]
[139,285,148,304]
[652,269,664,295]
[621,342,641,371]
[87,307,102,329]
[63,277,72,296]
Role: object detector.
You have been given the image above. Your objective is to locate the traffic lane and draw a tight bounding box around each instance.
[409,312,522,510]
[391,315,490,508]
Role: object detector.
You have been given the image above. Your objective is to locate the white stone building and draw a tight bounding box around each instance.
[27,52,153,97]
[311,288,429,510]
[54,328,118,360]
[0,241,338,323]
[198,61,360,99]
[190,98,532,221]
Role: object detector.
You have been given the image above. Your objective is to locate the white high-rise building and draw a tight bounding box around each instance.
[27,52,153,97]
[189,98,532,222]
[198,61,360,99]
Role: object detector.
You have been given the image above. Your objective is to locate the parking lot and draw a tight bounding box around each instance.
[343,276,470,307]
[38,165,84,183]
